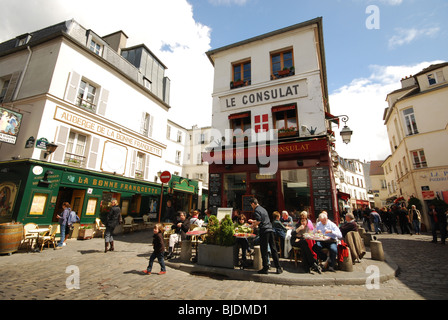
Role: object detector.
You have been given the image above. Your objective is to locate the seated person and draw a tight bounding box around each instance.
[340,213,358,238]
[312,211,342,272]
[189,210,204,227]
[272,211,287,255]
[291,211,321,273]
[166,211,190,259]
[280,210,293,226]
[233,214,252,267]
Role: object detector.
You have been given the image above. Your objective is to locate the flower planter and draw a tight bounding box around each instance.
[197,243,235,269]
[278,131,298,137]
[78,228,93,240]
[277,69,291,76]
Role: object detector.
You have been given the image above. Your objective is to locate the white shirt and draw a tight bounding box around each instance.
[315,220,342,240]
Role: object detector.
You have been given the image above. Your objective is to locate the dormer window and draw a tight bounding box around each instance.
[427,71,445,86]
[89,40,102,55]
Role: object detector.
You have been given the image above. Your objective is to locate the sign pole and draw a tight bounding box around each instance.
[158,183,164,223]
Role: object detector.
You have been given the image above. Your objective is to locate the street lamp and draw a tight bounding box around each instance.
[44,142,58,159]
[328,115,353,144]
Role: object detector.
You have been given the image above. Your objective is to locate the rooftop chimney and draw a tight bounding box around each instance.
[401,75,416,89]
[102,31,128,54]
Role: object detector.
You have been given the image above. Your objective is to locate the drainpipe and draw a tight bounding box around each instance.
[13,45,33,101]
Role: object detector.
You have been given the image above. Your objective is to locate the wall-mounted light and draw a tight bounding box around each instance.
[327,115,353,144]
[44,142,58,159]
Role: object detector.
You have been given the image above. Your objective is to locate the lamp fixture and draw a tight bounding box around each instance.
[327,115,353,144]
[44,142,58,159]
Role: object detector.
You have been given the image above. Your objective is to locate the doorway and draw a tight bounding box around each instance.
[249,181,278,220]
[53,188,85,222]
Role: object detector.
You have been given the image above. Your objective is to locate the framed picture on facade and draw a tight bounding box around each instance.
[0,107,22,145]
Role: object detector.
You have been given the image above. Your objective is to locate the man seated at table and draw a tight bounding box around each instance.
[280,211,293,226]
[166,211,190,259]
[339,213,358,239]
[312,211,342,272]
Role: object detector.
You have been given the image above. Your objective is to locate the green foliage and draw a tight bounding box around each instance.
[204,214,235,246]
[407,196,423,211]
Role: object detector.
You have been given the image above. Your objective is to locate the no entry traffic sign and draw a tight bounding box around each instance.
[160,171,171,184]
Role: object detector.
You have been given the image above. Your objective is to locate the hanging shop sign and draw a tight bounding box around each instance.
[0,107,22,145]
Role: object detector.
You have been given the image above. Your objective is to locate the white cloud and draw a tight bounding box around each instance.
[329,61,442,162]
[388,27,440,49]
[0,0,214,128]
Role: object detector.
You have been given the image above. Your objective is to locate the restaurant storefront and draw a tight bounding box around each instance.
[205,137,340,222]
[0,159,161,225]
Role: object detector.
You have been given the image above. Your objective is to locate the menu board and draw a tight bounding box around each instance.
[209,173,222,212]
[242,195,254,213]
[311,167,334,220]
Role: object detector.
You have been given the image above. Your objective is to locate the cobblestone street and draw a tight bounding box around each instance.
[0,230,447,301]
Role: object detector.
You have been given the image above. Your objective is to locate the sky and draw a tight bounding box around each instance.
[0,0,447,162]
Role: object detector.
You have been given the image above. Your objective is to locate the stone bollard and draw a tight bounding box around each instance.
[358,227,365,238]
[180,240,192,262]
[253,245,263,270]
[370,240,385,261]
[338,249,353,272]
[362,232,372,247]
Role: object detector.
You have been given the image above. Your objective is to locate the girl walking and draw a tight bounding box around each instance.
[143,223,166,275]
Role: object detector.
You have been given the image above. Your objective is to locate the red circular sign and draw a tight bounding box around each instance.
[160,171,171,184]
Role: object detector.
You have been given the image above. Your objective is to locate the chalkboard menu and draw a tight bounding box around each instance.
[242,195,254,213]
[209,174,222,210]
[311,167,334,220]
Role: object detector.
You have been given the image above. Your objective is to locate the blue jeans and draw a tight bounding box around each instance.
[57,224,66,247]
[313,240,338,268]
[412,220,421,234]
[147,251,166,272]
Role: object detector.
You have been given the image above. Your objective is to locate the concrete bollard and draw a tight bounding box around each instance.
[358,227,365,238]
[362,232,372,247]
[180,240,192,262]
[370,240,385,261]
[253,245,263,270]
[339,249,353,272]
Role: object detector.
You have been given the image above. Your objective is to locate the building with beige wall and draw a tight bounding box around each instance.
[382,62,448,229]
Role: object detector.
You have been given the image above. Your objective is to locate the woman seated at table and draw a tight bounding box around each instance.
[290,211,321,274]
[233,214,252,267]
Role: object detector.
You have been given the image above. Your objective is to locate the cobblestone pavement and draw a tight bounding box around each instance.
[0,230,447,300]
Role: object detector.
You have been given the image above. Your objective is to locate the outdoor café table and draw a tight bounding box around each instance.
[186,229,208,261]
[303,232,332,242]
[27,228,50,252]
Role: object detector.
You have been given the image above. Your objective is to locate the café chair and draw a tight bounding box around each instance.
[21,223,39,251]
[94,218,106,238]
[38,224,59,251]
[122,216,137,233]
[142,215,151,229]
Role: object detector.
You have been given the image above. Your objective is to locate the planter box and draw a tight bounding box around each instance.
[78,228,94,240]
[197,244,235,269]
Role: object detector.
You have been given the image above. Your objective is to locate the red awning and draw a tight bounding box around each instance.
[337,191,351,201]
[325,112,340,127]
[272,105,296,113]
[228,112,250,120]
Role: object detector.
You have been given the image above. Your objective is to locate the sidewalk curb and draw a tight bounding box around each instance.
[165,251,399,286]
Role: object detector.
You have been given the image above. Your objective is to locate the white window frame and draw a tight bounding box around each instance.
[65,131,88,167]
[410,149,427,169]
[135,152,145,179]
[76,79,98,112]
[175,151,182,165]
[403,107,419,136]
[177,130,182,143]
[427,71,445,86]
[89,40,102,55]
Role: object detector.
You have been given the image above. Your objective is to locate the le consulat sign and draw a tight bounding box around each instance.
[220,79,308,110]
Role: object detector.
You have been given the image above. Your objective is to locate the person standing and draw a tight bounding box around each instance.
[55,202,71,249]
[248,198,282,275]
[409,205,422,235]
[428,204,447,244]
[398,205,411,235]
[143,223,166,275]
[105,199,121,253]
[164,200,176,223]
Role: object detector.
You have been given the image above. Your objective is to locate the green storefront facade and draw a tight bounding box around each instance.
[0,159,164,225]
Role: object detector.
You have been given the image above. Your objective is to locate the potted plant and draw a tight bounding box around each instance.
[78,224,94,240]
[278,127,298,137]
[198,215,236,268]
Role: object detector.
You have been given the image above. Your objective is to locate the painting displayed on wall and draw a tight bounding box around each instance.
[0,181,20,223]
[0,107,22,145]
